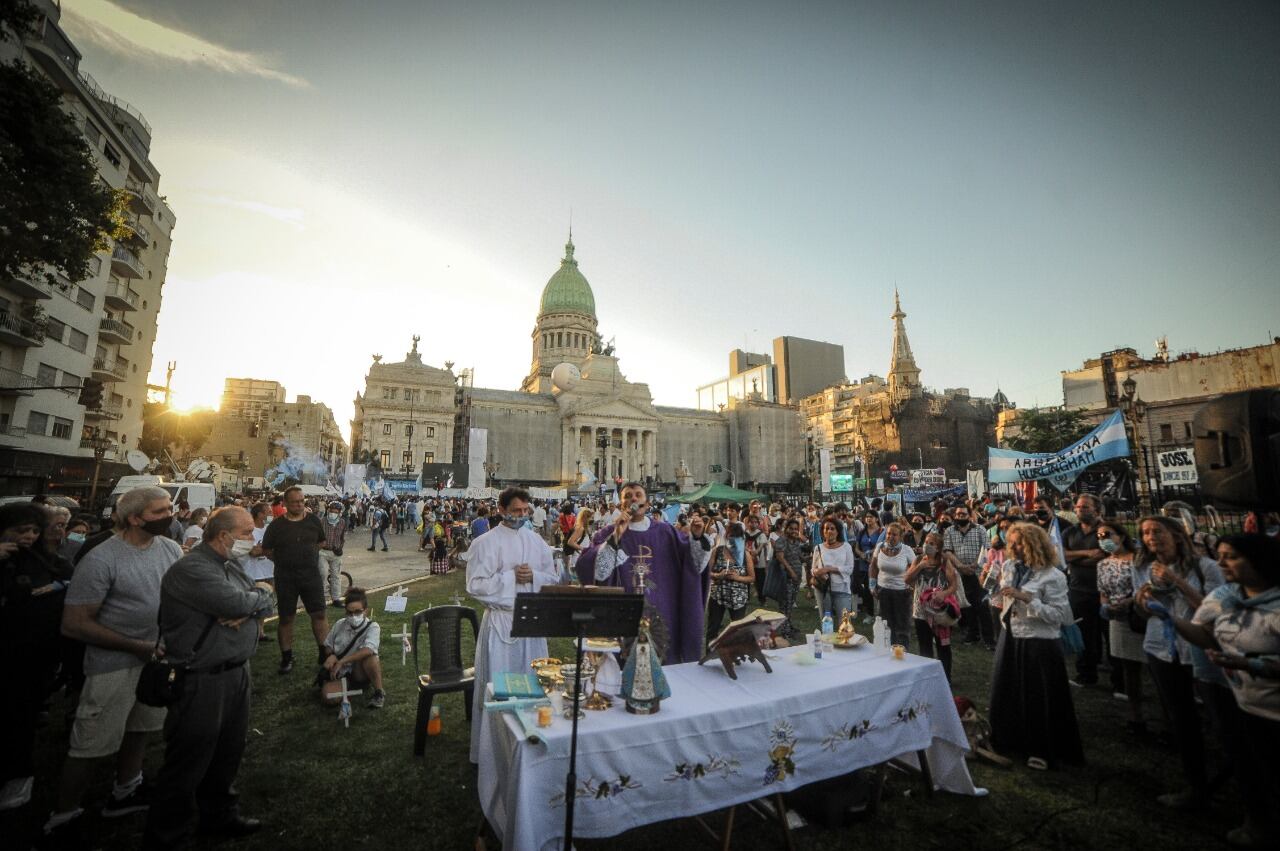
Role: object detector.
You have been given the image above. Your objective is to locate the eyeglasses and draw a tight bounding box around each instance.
[345,608,365,617]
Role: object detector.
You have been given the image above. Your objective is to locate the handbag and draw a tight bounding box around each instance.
[762,559,787,604]
[135,614,217,708]
[1060,620,1086,656]
[811,548,831,594]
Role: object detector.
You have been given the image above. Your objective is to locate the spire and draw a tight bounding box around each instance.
[563,228,577,266]
[888,289,921,399]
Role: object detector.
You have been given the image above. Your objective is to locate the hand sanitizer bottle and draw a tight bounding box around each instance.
[812,630,823,659]
[872,617,885,652]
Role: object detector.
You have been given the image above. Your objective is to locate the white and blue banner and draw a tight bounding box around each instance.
[988,410,1130,491]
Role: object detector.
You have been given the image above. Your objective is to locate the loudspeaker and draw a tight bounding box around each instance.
[1193,389,1280,509]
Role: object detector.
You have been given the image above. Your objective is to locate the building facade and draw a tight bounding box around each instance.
[774,336,846,404]
[220,378,286,424]
[800,292,998,486]
[350,237,806,492]
[1,1,175,497]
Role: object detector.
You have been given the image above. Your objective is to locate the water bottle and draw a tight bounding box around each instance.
[821,611,834,636]
[872,617,885,652]
[812,630,823,659]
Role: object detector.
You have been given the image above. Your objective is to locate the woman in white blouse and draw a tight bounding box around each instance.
[811,518,855,621]
[989,522,1083,770]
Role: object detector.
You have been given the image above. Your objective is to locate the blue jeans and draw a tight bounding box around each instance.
[370,528,388,549]
[821,590,853,621]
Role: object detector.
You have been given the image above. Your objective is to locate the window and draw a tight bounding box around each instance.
[379,450,390,469]
[1159,423,1174,443]
[103,143,121,168]
[83,120,101,146]
[402,450,412,466]
[1183,422,1192,439]
[51,417,73,440]
[404,424,413,437]
[76,287,94,310]
[424,452,434,465]
[63,372,81,391]
[36,363,57,386]
[46,317,66,344]
[27,411,48,436]
[382,423,393,435]
[425,426,435,437]
[68,328,89,352]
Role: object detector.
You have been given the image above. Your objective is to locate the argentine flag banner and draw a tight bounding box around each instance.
[988,410,1130,491]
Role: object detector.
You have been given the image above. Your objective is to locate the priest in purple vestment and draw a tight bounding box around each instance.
[576,482,713,663]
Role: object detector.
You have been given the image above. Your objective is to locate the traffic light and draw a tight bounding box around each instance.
[78,378,104,410]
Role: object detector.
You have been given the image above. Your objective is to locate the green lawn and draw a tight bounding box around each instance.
[8,570,1246,849]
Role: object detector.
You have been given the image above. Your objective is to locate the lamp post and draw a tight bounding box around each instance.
[1121,375,1152,514]
[86,429,113,509]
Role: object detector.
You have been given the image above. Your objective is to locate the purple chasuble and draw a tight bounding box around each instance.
[576,522,709,664]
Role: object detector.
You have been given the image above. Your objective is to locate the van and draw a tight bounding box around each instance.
[161,482,216,516]
[102,475,165,518]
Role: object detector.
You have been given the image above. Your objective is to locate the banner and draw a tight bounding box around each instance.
[987,410,1130,491]
[910,467,946,487]
[1156,447,1199,486]
[468,427,488,490]
[904,484,967,503]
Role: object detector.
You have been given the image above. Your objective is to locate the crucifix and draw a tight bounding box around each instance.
[333,677,361,728]
[390,624,412,665]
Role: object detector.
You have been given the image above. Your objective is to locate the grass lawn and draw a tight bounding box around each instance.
[7,569,1246,849]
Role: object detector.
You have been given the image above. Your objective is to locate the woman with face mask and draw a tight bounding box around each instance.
[0,504,72,811]
[870,523,915,648]
[905,531,960,682]
[981,518,1014,642]
[705,523,755,647]
[1095,521,1145,733]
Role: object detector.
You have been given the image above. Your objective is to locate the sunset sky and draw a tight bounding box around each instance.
[60,0,1280,435]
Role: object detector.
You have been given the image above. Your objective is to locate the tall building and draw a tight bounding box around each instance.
[221,378,286,424]
[0,1,176,496]
[350,235,805,492]
[773,336,846,404]
[265,395,348,482]
[801,292,998,487]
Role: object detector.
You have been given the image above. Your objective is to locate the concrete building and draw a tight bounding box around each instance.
[0,1,175,497]
[1060,338,1280,451]
[221,378,286,424]
[266,395,348,482]
[801,292,998,487]
[774,336,846,404]
[350,236,806,492]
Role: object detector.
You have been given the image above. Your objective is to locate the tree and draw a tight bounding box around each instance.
[139,403,215,459]
[0,2,127,288]
[1003,408,1093,453]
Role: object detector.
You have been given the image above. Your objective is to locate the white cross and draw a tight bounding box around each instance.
[391,624,412,665]
[333,676,361,728]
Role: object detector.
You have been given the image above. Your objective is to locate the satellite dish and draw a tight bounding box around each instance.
[126,449,150,472]
[186,460,211,481]
[551,362,581,393]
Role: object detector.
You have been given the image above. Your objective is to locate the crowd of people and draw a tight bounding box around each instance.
[1,482,1277,848]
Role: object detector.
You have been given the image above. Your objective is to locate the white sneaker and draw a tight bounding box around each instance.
[0,775,33,811]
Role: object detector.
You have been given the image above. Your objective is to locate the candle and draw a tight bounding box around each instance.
[892,644,905,661]
[537,704,553,727]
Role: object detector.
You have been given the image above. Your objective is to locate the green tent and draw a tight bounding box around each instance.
[664,482,767,504]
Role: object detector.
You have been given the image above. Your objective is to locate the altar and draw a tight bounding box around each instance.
[478,644,979,851]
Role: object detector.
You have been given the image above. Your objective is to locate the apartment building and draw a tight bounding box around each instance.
[221,377,287,424]
[0,1,175,496]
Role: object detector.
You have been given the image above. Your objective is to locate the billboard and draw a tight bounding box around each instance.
[829,473,853,492]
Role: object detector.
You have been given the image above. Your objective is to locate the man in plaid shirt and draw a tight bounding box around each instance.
[320,501,348,607]
[942,506,991,646]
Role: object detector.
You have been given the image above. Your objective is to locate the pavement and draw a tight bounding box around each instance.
[335,527,436,591]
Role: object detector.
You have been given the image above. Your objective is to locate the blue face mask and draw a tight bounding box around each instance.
[1099,538,1119,554]
[502,514,524,530]
[68,532,86,544]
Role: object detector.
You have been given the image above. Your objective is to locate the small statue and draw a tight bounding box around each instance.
[622,619,670,715]
[838,610,855,643]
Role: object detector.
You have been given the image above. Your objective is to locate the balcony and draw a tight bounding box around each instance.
[124,177,157,215]
[0,367,38,396]
[103,281,140,311]
[98,317,134,345]
[25,15,81,91]
[0,423,28,443]
[80,436,119,452]
[2,271,55,301]
[0,310,47,347]
[92,356,129,383]
[121,213,151,247]
[110,244,144,279]
[85,402,124,421]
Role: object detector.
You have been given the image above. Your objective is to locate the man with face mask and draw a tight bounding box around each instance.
[943,506,992,647]
[1032,496,1068,568]
[46,487,183,843]
[465,487,559,764]
[1061,493,1107,685]
[319,501,348,607]
[576,482,712,665]
[142,507,274,847]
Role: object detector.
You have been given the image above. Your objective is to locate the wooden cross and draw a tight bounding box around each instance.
[334,676,361,728]
[391,624,412,665]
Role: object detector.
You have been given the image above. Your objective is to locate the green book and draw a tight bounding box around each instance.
[492,672,544,700]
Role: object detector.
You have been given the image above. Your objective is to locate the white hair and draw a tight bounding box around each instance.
[115,486,171,531]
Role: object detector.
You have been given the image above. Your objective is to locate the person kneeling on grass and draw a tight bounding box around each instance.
[321,588,385,708]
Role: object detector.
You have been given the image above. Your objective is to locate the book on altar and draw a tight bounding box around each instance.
[708,609,786,651]
[491,672,545,700]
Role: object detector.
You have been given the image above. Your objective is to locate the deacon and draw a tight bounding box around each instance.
[465,487,559,763]
[577,481,712,664]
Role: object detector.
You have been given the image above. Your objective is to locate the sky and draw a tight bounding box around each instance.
[57,0,1280,438]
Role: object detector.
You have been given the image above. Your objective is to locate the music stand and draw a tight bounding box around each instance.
[511,591,644,851]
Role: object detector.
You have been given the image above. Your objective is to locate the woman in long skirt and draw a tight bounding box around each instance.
[989,522,1084,770]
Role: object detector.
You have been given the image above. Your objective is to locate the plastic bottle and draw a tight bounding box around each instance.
[812,630,823,660]
[821,611,834,635]
[872,617,885,652]
[427,705,442,736]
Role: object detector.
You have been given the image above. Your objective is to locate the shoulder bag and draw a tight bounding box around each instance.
[136,613,218,708]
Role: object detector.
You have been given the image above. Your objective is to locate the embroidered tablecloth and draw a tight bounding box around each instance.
[478,644,977,851]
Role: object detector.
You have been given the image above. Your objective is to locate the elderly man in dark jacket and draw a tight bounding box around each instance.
[142,507,273,849]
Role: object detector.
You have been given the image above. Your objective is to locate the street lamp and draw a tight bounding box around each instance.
[1121,375,1152,513]
[85,429,114,509]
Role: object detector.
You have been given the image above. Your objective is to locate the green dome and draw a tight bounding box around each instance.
[538,236,596,317]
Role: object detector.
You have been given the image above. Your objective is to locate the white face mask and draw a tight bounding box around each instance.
[229,538,254,559]
[348,614,367,628]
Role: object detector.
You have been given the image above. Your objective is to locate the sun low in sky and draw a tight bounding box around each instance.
[60,0,1280,439]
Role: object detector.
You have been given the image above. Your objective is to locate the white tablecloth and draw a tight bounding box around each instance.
[478,644,977,851]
